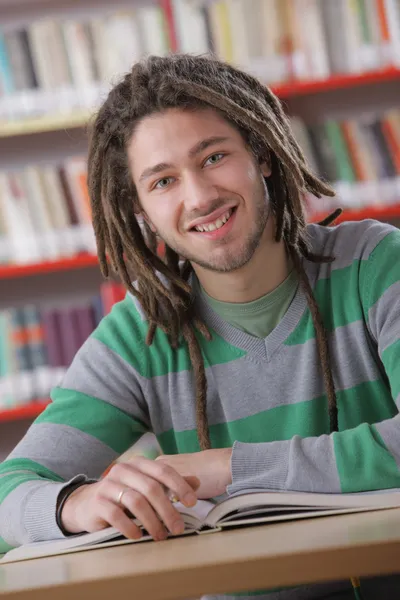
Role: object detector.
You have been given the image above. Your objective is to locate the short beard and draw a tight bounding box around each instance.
[160,181,271,274]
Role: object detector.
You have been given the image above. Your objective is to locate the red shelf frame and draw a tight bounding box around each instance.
[0,254,98,279]
[0,400,50,423]
[272,67,400,98]
[310,203,400,225]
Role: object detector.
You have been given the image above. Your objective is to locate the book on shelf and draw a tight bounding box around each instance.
[3,103,400,264]
[0,282,125,410]
[2,487,400,564]
[290,106,400,217]
[1,0,400,123]
[0,156,96,265]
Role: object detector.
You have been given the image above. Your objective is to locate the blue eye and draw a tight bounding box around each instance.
[204,153,224,166]
[155,177,173,189]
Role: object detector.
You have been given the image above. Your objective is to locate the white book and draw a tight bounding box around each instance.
[138,5,169,57]
[39,165,74,257]
[172,0,209,54]
[22,166,59,261]
[384,0,400,66]
[360,0,382,70]
[2,489,400,564]
[0,171,41,263]
[250,0,290,83]
[225,0,249,66]
[61,20,97,107]
[298,0,330,80]
[103,12,143,78]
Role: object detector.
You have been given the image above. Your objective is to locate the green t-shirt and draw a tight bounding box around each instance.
[201,270,298,338]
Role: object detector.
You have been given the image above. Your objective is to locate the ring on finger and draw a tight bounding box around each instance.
[117,488,129,505]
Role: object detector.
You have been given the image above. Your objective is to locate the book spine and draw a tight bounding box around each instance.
[58,307,81,368]
[23,305,52,400]
[160,0,179,52]
[41,308,66,387]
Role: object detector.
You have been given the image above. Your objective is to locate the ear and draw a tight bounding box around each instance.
[260,160,271,178]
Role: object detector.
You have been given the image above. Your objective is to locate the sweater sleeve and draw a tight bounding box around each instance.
[0,297,150,552]
[228,228,400,497]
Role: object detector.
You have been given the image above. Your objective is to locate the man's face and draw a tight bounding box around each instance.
[128,107,271,273]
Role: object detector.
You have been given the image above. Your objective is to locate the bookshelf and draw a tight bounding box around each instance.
[0,110,91,138]
[1,69,400,139]
[0,254,98,279]
[0,401,50,424]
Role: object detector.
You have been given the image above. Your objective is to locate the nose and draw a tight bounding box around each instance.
[182,170,219,214]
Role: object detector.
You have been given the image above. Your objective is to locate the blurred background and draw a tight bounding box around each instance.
[0,0,400,461]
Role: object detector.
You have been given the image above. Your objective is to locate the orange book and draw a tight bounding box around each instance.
[340,121,368,182]
[381,116,400,174]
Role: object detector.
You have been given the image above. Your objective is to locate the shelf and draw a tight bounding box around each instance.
[310,203,400,225]
[0,254,99,279]
[0,400,50,423]
[272,67,400,98]
[0,109,92,138]
[0,69,399,138]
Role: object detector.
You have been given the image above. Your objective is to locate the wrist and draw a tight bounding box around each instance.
[58,483,90,535]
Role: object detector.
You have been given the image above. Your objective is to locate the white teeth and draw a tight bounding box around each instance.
[194,209,232,233]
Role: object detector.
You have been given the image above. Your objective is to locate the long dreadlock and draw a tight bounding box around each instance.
[87,53,340,450]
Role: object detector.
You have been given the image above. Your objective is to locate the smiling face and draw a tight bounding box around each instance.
[128,107,271,273]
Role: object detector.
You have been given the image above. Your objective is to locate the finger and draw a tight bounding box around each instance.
[184,476,200,492]
[119,489,168,541]
[96,497,143,540]
[127,457,198,507]
[112,466,186,535]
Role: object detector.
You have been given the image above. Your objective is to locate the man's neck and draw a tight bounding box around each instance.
[193,225,291,304]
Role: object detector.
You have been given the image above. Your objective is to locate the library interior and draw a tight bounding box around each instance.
[1,1,400,600]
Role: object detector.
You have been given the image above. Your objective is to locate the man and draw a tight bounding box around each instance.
[1,54,400,599]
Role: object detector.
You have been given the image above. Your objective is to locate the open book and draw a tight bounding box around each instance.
[2,488,400,564]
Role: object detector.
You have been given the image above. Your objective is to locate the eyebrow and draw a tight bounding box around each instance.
[138,136,230,183]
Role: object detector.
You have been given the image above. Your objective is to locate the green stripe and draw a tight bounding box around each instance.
[382,338,400,400]
[360,231,400,310]
[334,423,400,492]
[0,459,64,504]
[286,260,363,344]
[0,458,64,481]
[93,297,245,376]
[158,380,396,454]
[0,473,45,504]
[0,537,15,554]
[46,388,147,454]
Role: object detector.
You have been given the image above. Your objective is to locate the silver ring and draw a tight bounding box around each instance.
[117,488,128,505]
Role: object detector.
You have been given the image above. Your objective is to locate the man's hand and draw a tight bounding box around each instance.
[60,456,200,541]
[156,448,232,499]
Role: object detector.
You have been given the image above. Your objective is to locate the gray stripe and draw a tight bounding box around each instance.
[0,476,87,545]
[62,336,150,428]
[146,319,382,435]
[374,414,400,472]
[228,435,341,495]
[306,220,395,278]
[368,281,400,351]
[7,422,118,480]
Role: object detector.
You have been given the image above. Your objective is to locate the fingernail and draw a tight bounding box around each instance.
[183,493,196,507]
[171,520,184,535]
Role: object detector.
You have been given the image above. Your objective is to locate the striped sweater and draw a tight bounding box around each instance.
[1,218,400,599]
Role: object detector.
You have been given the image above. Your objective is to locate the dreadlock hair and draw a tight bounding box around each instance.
[88,53,341,450]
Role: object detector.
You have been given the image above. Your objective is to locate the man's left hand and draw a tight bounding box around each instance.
[156,448,232,499]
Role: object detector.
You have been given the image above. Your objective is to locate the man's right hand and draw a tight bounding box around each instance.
[60,456,200,542]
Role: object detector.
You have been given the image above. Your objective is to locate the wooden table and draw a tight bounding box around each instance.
[1,508,400,600]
